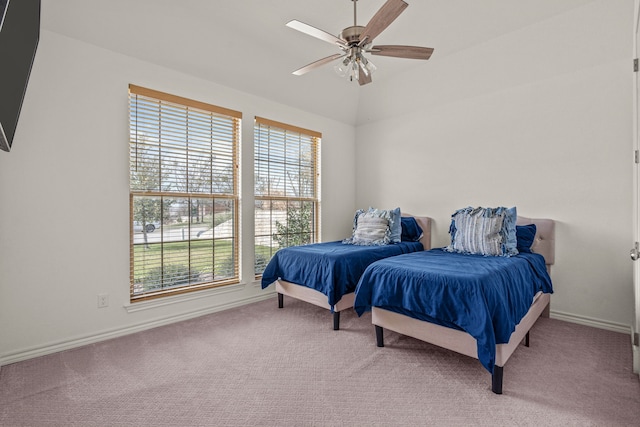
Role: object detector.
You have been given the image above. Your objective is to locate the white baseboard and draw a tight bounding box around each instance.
[0,292,274,367]
[550,309,632,335]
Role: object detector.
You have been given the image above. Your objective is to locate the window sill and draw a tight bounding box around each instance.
[123,282,247,313]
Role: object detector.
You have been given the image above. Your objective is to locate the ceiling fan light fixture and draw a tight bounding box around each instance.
[350,60,359,81]
[334,47,376,80]
[357,51,376,77]
[334,57,351,77]
[366,59,377,74]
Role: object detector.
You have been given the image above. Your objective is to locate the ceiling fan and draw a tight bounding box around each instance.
[287,0,434,86]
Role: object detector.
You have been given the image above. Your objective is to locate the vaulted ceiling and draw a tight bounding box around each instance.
[41,0,596,126]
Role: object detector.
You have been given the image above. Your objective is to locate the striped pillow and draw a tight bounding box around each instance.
[343,208,397,246]
[353,215,389,243]
[446,206,518,256]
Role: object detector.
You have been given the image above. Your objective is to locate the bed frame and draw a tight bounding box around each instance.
[372,216,555,394]
[276,214,432,330]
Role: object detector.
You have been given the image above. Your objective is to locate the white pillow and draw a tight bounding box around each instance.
[342,208,392,246]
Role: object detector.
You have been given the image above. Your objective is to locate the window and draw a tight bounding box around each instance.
[254,117,320,275]
[129,85,241,302]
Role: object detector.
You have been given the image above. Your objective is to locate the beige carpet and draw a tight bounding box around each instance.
[1,297,639,426]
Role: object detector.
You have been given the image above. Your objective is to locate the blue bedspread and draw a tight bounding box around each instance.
[353,248,553,373]
[261,241,423,309]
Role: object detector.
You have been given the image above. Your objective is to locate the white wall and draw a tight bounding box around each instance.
[1,0,634,365]
[0,30,356,364]
[355,0,634,330]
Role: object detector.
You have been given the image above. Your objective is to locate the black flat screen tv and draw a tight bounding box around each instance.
[0,0,40,152]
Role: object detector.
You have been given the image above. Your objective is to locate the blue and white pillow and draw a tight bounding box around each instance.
[372,207,401,243]
[343,207,401,246]
[446,206,518,256]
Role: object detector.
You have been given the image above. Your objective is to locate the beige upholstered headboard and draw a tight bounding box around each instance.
[516,216,555,266]
[402,214,432,250]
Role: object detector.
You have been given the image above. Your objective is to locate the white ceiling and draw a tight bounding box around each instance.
[41,0,596,126]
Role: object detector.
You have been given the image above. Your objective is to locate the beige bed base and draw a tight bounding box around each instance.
[275,214,432,330]
[371,216,555,394]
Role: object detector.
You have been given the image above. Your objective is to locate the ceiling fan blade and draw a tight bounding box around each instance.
[370,45,434,60]
[292,53,346,76]
[358,66,372,86]
[358,0,408,46]
[286,20,347,48]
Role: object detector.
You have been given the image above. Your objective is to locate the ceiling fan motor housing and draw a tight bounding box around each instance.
[340,25,365,45]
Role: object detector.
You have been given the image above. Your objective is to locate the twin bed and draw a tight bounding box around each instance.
[261,214,432,330]
[355,216,555,394]
[262,209,554,394]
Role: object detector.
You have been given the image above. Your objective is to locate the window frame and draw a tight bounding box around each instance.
[253,116,321,277]
[128,84,242,302]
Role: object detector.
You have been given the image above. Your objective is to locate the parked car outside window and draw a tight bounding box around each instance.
[133,221,161,233]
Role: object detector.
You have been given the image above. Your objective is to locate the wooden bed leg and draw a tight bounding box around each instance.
[525,331,530,347]
[492,366,504,394]
[278,293,283,309]
[333,312,340,331]
[375,325,384,347]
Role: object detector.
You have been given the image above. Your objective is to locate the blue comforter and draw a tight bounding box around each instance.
[261,241,423,309]
[353,248,553,373]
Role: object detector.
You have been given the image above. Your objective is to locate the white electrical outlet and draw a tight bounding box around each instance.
[97,293,109,308]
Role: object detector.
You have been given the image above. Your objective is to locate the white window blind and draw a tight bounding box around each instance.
[254,116,320,275]
[129,84,241,301]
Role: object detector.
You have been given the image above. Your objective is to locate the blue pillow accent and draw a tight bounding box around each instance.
[516,224,537,253]
[401,217,423,242]
[387,207,402,243]
[504,206,518,255]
